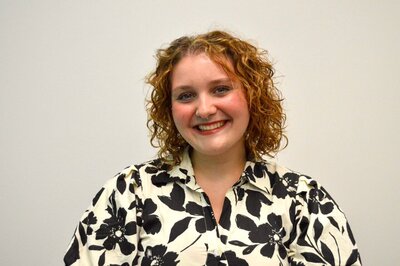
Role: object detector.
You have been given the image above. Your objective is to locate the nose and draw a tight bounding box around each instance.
[196,94,217,119]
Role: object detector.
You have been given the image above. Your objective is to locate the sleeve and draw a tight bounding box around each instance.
[63,167,141,266]
[289,176,362,266]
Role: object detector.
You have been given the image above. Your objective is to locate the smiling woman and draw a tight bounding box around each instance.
[64,30,362,265]
[171,53,250,161]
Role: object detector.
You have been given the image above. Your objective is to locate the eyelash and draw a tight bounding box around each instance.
[176,92,195,102]
[214,86,231,95]
[175,86,231,102]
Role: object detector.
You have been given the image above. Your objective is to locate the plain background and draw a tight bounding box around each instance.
[1,1,399,265]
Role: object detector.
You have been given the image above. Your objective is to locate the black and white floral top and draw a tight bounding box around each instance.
[64,150,361,265]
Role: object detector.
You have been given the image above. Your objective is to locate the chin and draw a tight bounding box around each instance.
[192,144,233,157]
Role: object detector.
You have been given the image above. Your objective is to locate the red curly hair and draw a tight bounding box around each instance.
[146,30,287,165]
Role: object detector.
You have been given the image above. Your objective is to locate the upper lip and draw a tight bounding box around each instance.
[193,120,226,127]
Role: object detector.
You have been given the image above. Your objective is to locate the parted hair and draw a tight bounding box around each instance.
[146,30,287,165]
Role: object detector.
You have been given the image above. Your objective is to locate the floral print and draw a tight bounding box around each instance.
[64,150,361,265]
[142,244,179,265]
[232,213,287,259]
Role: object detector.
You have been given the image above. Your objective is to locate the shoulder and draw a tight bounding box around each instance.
[251,159,315,199]
[101,158,178,196]
[251,159,338,209]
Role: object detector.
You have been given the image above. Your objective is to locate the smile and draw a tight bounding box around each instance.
[197,121,226,131]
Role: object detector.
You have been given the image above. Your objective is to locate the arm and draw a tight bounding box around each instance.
[64,167,140,266]
[289,176,362,266]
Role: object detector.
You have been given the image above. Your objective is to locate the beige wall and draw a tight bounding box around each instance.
[1,0,399,264]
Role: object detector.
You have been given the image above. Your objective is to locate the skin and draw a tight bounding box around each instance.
[170,53,250,222]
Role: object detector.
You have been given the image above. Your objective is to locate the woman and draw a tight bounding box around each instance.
[64,30,362,265]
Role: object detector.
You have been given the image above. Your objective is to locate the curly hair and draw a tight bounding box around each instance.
[146,30,287,165]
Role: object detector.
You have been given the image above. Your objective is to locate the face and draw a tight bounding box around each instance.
[170,53,250,158]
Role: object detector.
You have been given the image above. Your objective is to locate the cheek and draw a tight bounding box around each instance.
[171,104,193,128]
[228,93,249,118]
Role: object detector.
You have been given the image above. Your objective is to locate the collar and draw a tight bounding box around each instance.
[162,148,274,195]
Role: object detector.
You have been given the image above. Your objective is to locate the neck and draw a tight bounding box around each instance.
[190,145,247,183]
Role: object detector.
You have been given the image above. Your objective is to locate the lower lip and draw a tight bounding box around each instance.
[195,121,228,135]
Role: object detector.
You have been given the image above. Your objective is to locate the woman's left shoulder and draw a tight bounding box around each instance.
[256,159,348,212]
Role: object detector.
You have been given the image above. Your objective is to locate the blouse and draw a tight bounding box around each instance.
[64,150,362,265]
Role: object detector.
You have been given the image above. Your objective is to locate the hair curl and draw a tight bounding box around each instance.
[146,30,287,165]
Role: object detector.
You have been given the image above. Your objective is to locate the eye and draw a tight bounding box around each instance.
[213,85,231,95]
[176,91,196,102]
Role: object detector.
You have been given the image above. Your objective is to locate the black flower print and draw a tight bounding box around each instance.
[82,211,97,235]
[233,185,245,202]
[224,251,249,265]
[64,152,361,265]
[164,199,216,245]
[131,170,142,189]
[205,250,249,266]
[152,171,174,187]
[289,261,306,266]
[93,192,136,256]
[243,162,264,183]
[244,189,272,218]
[137,198,161,235]
[64,236,80,265]
[272,172,299,199]
[308,186,334,215]
[185,200,215,233]
[204,252,226,266]
[232,213,287,259]
[158,182,186,211]
[142,244,179,266]
[149,162,186,188]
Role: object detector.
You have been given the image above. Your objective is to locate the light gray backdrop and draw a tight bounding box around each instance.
[1,1,399,265]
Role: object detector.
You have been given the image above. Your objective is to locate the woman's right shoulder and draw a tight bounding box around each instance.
[101,158,171,195]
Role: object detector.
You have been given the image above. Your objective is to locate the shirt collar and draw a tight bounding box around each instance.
[241,160,274,194]
[167,147,201,191]
[165,148,273,194]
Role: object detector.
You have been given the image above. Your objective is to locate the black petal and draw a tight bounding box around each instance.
[327,216,340,231]
[144,166,158,174]
[345,249,360,265]
[267,213,283,230]
[185,201,203,216]
[347,221,356,245]
[224,250,249,266]
[320,202,334,215]
[92,187,104,206]
[253,162,264,178]
[229,240,248,247]
[98,251,106,266]
[219,198,232,230]
[158,183,185,211]
[119,239,135,255]
[321,241,335,265]
[63,237,80,265]
[245,190,272,218]
[168,217,192,243]
[236,214,257,231]
[78,222,87,246]
[313,218,323,242]
[243,244,257,255]
[260,243,275,258]
[116,173,126,194]
[143,215,161,235]
[301,252,325,263]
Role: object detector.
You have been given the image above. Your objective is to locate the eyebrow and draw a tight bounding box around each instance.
[209,78,232,86]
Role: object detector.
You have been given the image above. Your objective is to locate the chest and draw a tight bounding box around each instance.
[135,183,295,265]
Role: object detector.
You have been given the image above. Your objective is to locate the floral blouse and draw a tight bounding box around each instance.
[64,150,361,265]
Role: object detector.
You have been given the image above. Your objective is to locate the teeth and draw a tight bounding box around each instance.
[198,121,225,131]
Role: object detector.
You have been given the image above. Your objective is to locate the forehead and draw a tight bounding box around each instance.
[172,52,235,78]
[171,53,235,87]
